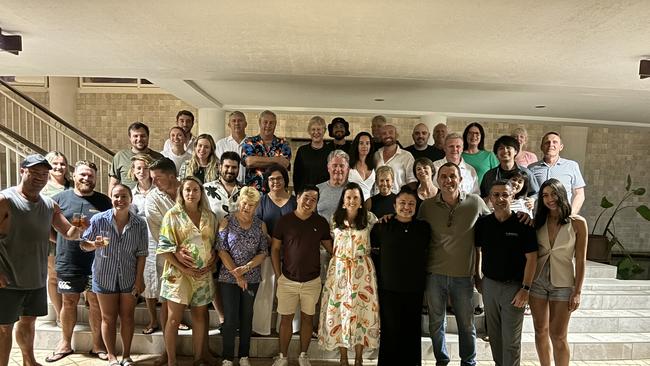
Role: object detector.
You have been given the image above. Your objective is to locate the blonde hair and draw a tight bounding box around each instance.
[511,127,528,137]
[237,186,261,206]
[375,165,394,180]
[182,134,219,182]
[176,176,211,214]
[307,116,326,132]
[127,153,155,181]
[44,151,72,187]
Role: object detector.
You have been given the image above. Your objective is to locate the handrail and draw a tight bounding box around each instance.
[0,78,114,156]
[0,124,47,155]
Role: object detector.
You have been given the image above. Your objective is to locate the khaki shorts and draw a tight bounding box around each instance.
[276,275,321,316]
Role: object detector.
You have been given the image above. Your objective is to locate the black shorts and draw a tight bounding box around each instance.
[57,275,91,294]
[0,287,47,324]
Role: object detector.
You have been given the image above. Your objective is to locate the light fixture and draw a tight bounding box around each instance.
[0,28,22,55]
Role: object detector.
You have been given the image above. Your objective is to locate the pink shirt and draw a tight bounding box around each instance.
[515,150,538,168]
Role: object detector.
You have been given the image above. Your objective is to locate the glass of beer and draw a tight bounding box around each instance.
[72,213,82,227]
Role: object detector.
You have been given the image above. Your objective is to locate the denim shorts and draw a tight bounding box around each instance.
[92,277,133,295]
[530,261,573,302]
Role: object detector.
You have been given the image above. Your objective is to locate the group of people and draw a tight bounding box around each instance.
[0,109,589,366]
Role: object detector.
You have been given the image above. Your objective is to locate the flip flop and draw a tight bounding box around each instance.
[89,350,109,361]
[178,322,191,331]
[142,325,160,334]
[45,350,74,363]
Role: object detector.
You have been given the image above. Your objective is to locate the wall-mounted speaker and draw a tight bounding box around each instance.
[641,60,650,79]
[0,28,22,55]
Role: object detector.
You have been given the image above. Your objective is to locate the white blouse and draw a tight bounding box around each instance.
[348,168,376,201]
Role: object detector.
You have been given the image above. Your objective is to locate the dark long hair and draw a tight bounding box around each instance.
[333,182,369,230]
[509,170,530,199]
[348,132,375,170]
[463,122,487,151]
[534,178,572,230]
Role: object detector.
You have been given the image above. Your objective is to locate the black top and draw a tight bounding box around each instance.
[330,140,352,155]
[369,193,396,219]
[474,212,538,282]
[370,217,430,292]
[405,144,445,162]
[53,190,112,275]
[479,164,539,198]
[292,142,332,192]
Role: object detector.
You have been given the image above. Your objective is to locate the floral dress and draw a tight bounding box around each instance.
[318,212,380,350]
[157,205,217,306]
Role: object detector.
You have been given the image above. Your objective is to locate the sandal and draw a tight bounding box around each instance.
[142,325,160,334]
[121,357,136,366]
[45,350,74,363]
[108,360,121,366]
[178,322,191,331]
[89,350,109,361]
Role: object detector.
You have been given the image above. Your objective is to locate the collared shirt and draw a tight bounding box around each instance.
[373,146,417,194]
[417,192,490,277]
[240,135,292,192]
[432,158,480,195]
[144,187,176,249]
[515,150,538,168]
[215,135,247,183]
[528,157,586,202]
[204,179,242,222]
[82,209,148,292]
[109,148,164,189]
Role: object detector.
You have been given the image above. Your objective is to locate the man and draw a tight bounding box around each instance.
[327,117,352,153]
[109,122,163,192]
[0,154,82,366]
[406,123,445,161]
[271,185,333,366]
[432,123,448,158]
[373,124,417,194]
[480,135,539,198]
[48,161,112,362]
[162,110,196,154]
[417,162,490,366]
[316,150,350,224]
[161,126,192,172]
[205,151,243,222]
[475,181,537,366]
[240,110,291,192]
[370,115,387,151]
[528,132,586,214]
[433,132,480,195]
[215,111,248,183]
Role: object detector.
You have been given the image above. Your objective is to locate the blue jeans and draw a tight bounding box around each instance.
[425,274,476,366]
[220,282,259,360]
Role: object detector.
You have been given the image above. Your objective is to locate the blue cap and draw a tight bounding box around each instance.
[20,154,52,169]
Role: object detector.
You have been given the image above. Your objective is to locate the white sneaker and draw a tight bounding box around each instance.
[238,357,251,366]
[221,360,233,366]
[298,352,312,366]
[271,354,288,366]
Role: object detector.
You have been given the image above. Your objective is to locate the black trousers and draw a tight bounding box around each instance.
[378,289,424,366]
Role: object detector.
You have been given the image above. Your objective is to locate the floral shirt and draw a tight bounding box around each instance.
[204,179,242,222]
[240,135,291,192]
[216,215,268,284]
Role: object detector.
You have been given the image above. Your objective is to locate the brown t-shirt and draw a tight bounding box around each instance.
[273,211,332,282]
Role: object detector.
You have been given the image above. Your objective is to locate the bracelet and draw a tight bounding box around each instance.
[521,284,531,291]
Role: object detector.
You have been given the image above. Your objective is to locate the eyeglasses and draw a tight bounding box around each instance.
[74,160,98,171]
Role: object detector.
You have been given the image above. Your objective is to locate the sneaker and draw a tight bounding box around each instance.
[271,354,288,366]
[298,352,312,366]
[238,357,251,366]
[221,360,233,366]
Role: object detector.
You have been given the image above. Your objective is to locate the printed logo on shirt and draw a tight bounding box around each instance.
[505,232,519,237]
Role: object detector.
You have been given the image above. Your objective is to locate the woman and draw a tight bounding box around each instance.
[81,184,147,366]
[158,177,218,366]
[217,187,268,366]
[529,178,587,366]
[512,127,538,167]
[413,157,438,211]
[365,165,396,219]
[370,187,429,366]
[253,164,297,335]
[42,151,72,326]
[319,182,379,366]
[178,134,219,183]
[461,122,499,184]
[509,170,534,217]
[348,132,376,200]
[292,116,332,192]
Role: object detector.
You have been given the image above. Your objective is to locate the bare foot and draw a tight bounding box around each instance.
[153,354,168,366]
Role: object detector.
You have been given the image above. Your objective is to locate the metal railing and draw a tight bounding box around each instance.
[0,79,114,193]
[0,125,45,189]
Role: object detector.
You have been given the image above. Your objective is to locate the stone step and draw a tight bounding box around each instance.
[584,260,618,279]
[583,278,650,291]
[522,309,650,333]
[580,289,650,310]
[30,320,650,361]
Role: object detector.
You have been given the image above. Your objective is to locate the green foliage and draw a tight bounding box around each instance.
[616,257,645,280]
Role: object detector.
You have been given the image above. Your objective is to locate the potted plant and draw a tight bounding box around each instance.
[588,175,650,278]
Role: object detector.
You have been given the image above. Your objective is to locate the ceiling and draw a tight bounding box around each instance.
[1,0,649,126]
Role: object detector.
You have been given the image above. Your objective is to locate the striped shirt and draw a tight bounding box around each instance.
[82,209,148,292]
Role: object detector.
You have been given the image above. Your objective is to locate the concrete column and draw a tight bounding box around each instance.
[420,113,447,145]
[198,107,226,140]
[48,77,78,123]
[559,125,588,169]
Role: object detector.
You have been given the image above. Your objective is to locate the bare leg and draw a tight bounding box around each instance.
[118,293,138,360]
[278,314,294,356]
[145,298,160,330]
[190,305,208,363]
[47,257,62,325]
[0,323,14,366]
[86,291,107,354]
[15,316,40,366]
[96,293,120,363]
[56,293,80,354]
[354,345,364,366]
[299,313,313,353]
[154,301,169,366]
[211,282,225,324]
[339,347,349,366]
[165,301,186,366]
[529,295,551,366]
[549,300,572,366]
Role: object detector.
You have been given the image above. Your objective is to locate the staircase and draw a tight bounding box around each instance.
[29,261,650,362]
[0,79,114,193]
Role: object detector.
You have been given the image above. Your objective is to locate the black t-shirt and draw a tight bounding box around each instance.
[292,142,333,193]
[405,144,445,162]
[273,212,332,282]
[369,193,396,219]
[53,190,112,275]
[330,140,352,155]
[370,217,430,292]
[474,212,538,282]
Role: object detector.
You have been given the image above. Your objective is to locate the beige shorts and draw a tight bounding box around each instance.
[276,275,322,316]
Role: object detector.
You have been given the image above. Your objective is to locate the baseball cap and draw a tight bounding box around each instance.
[20,154,52,169]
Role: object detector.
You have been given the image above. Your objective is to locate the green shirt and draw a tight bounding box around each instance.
[110,148,164,189]
[462,150,499,185]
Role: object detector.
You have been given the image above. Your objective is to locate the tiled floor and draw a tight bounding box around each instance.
[8,349,650,366]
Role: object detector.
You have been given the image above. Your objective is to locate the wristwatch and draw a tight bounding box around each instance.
[522,284,531,291]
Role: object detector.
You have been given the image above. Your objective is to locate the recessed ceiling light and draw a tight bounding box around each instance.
[373,98,384,102]
[535,105,546,109]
